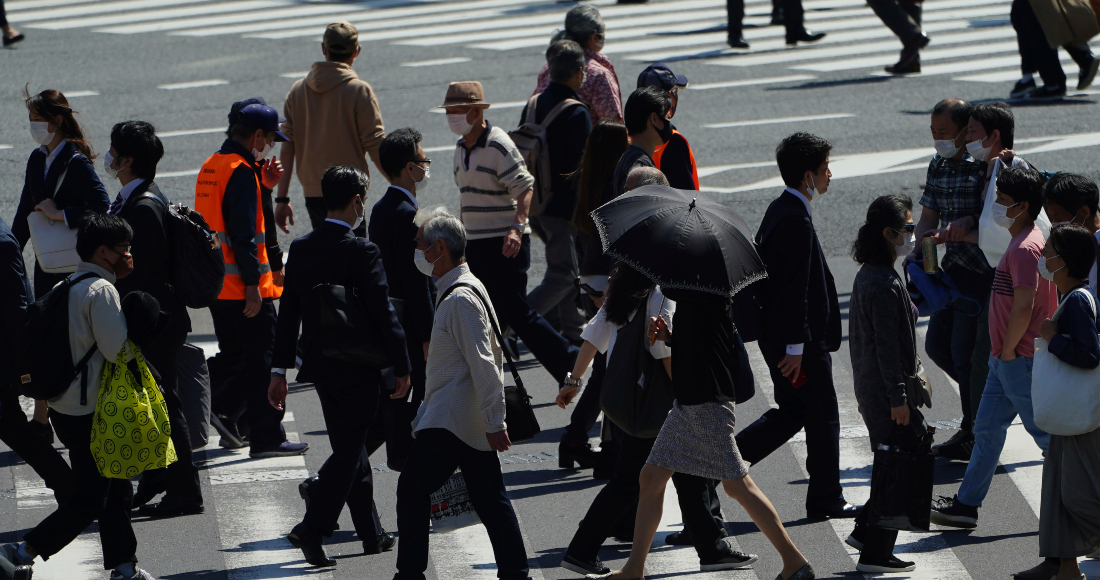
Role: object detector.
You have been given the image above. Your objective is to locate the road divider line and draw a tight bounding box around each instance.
[704,113,854,129]
[61,90,99,98]
[402,57,472,67]
[688,75,816,90]
[157,79,229,90]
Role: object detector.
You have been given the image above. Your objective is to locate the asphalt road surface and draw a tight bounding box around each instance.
[2,0,1100,578]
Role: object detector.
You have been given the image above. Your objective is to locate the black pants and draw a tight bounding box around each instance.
[1012,0,1066,87]
[868,0,922,44]
[366,343,426,471]
[24,410,136,570]
[395,428,530,580]
[305,197,365,237]
[567,433,730,561]
[779,0,805,37]
[0,386,73,503]
[562,352,605,447]
[736,341,843,510]
[304,372,383,538]
[465,235,578,383]
[135,326,202,503]
[209,298,286,450]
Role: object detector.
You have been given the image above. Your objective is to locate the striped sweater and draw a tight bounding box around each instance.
[452,123,535,240]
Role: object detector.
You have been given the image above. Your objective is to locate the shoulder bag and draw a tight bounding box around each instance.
[1032,288,1100,436]
[28,158,79,273]
[599,300,676,438]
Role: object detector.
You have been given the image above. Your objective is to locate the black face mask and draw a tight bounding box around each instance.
[655,117,673,144]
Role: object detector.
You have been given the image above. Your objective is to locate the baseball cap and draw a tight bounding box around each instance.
[238,104,289,142]
[637,63,688,91]
[323,20,359,56]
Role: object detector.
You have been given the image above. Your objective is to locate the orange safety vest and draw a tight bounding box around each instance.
[194,152,275,301]
[653,129,700,190]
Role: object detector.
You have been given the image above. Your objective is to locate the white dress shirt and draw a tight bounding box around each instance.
[783,187,812,356]
[41,139,68,178]
[109,178,146,215]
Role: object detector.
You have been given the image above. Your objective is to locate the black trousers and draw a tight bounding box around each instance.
[24,410,136,570]
[209,298,286,450]
[135,326,202,503]
[567,433,730,561]
[1012,0,1066,87]
[395,428,530,580]
[726,0,745,38]
[303,371,383,538]
[562,352,605,447]
[0,386,73,503]
[305,197,365,237]
[366,342,427,471]
[779,0,805,36]
[736,341,843,510]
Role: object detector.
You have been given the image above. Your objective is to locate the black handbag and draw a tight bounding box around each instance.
[311,249,395,369]
[438,282,541,443]
[864,426,935,531]
[600,299,676,438]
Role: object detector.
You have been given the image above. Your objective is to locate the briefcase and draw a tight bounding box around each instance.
[312,283,393,369]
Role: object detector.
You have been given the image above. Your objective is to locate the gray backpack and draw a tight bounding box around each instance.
[509,93,585,217]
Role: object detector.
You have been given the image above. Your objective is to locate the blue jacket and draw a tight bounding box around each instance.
[1050,286,1100,369]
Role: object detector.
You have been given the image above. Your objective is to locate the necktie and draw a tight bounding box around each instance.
[108,193,124,215]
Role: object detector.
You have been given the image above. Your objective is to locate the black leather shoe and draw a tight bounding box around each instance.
[298,477,339,530]
[786,30,826,45]
[806,502,860,519]
[665,529,692,545]
[288,523,335,567]
[885,55,921,74]
[559,440,599,469]
[137,495,204,518]
[728,36,750,49]
[131,485,161,510]
[364,532,396,555]
[3,33,25,48]
[560,552,610,576]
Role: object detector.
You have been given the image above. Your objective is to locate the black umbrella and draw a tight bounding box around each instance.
[591,185,766,298]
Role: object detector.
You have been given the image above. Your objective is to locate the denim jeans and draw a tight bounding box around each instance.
[957,355,1050,507]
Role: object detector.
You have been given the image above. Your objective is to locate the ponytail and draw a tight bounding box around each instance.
[23,85,96,160]
[851,194,913,266]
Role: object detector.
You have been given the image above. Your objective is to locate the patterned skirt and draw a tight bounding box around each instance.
[646,400,750,481]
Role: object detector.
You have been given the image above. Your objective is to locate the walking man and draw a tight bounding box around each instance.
[869,0,929,73]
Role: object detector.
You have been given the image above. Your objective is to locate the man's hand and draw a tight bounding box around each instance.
[34,199,64,221]
[272,268,285,287]
[260,157,284,190]
[268,374,288,410]
[391,375,412,399]
[891,404,911,426]
[502,227,522,258]
[486,430,512,452]
[556,385,579,409]
[648,315,671,344]
[243,285,262,317]
[778,353,803,382]
[422,342,430,361]
[1040,318,1058,342]
[274,202,294,234]
[998,149,1016,165]
[1001,348,1017,362]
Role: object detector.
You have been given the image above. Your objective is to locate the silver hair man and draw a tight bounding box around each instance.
[414,206,467,262]
[625,166,670,191]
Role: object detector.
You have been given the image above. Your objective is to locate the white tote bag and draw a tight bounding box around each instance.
[977,157,1051,267]
[1032,288,1100,436]
[428,468,482,533]
[27,163,79,274]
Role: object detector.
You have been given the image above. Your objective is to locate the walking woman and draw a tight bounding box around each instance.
[613,288,814,580]
[847,194,928,573]
[535,5,623,124]
[1035,224,1100,580]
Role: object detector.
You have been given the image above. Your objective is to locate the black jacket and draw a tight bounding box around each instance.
[756,190,841,352]
[518,82,592,220]
[217,139,284,286]
[13,141,109,250]
[368,187,435,345]
[272,221,411,382]
[0,217,33,386]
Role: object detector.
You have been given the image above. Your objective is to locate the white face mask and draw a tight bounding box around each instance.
[1052,209,1082,228]
[806,175,823,198]
[895,230,916,258]
[104,150,119,180]
[966,137,992,162]
[1038,255,1063,281]
[351,198,364,231]
[933,138,961,158]
[414,247,440,276]
[29,121,54,146]
[447,114,474,136]
[252,141,273,161]
[992,200,1020,229]
[413,164,430,191]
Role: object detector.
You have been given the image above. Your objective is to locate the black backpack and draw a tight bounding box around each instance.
[134,189,225,308]
[18,272,101,404]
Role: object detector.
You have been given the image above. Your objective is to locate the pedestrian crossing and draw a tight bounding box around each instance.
[7,0,1098,91]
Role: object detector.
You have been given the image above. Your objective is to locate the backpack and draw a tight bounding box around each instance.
[509,93,586,217]
[133,189,225,308]
[18,272,100,404]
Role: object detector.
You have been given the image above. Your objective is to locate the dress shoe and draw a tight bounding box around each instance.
[1009,78,1037,99]
[786,30,826,45]
[1012,560,1059,580]
[560,552,610,576]
[665,529,692,545]
[288,523,335,567]
[777,562,815,580]
[806,502,859,519]
[1028,84,1067,100]
[363,531,396,555]
[896,32,930,67]
[298,477,339,530]
[559,440,599,469]
[250,441,309,458]
[728,36,750,49]
[3,33,25,48]
[933,430,974,461]
[1079,56,1100,90]
[885,56,920,74]
[136,495,204,518]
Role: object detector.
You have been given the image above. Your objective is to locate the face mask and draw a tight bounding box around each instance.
[414,246,440,276]
[1038,255,1064,281]
[654,117,673,144]
[806,175,822,198]
[992,201,1020,229]
[895,231,916,258]
[966,137,992,162]
[29,121,54,146]
[104,150,119,180]
[413,164,430,190]
[252,142,273,162]
[351,198,364,231]
[447,114,474,136]
[1052,210,1082,228]
[933,139,960,158]
[110,248,134,279]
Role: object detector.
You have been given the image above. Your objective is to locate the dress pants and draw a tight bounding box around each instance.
[135,325,202,503]
[304,369,384,538]
[395,428,530,580]
[867,0,922,44]
[527,215,585,342]
[1012,0,1067,87]
[465,235,579,383]
[24,410,136,570]
[208,298,286,450]
[366,343,427,471]
[736,340,844,510]
[726,0,745,38]
[0,386,73,504]
[779,0,806,37]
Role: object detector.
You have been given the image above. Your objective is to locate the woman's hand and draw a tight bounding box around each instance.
[890,404,910,426]
[648,315,671,343]
[556,385,578,409]
[1039,318,1057,342]
[34,198,65,221]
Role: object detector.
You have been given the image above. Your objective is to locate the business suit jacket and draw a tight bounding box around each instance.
[368,187,434,346]
[756,190,842,353]
[0,217,33,387]
[272,221,411,383]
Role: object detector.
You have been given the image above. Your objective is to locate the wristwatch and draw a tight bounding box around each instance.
[563,372,583,389]
[511,222,527,231]
[275,196,291,204]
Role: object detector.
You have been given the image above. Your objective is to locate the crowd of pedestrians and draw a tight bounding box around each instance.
[1,8,1099,580]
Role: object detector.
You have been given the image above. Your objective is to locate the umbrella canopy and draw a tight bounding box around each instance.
[591,185,767,298]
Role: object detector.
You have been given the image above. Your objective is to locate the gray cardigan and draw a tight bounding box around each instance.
[849,263,916,414]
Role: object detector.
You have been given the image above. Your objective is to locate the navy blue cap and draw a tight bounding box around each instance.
[237,103,288,142]
[637,63,688,91]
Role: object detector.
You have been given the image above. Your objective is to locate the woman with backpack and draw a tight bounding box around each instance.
[1034,224,1100,580]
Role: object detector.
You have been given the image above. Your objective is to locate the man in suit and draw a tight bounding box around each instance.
[735,132,856,520]
[102,120,204,518]
[366,128,435,471]
[269,165,411,567]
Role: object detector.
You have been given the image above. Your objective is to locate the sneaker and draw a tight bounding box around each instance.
[1009,77,1037,98]
[109,568,155,580]
[1079,56,1100,90]
[250,441,309,458]
[932,430,974,461]
[856,555,916,573]
[930,495,978,528]
[560,552,610,576]
[700,551,758,571]
[1028,84,1067,100]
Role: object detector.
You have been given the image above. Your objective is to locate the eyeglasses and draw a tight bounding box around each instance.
[113,244,132,254]
[414,158,432,166]
[594,32,605,40]
[893,224,916,234]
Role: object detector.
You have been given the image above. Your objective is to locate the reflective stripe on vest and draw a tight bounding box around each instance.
[653,129,700,190]
[193,151,275,300]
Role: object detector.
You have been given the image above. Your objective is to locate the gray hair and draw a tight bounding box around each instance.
[626,166,669,190]
[547,39,586,83]
[551,5,603,47]
[414,206,466,263]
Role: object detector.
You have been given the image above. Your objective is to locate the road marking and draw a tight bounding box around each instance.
[280,71,309,79]
[9,0,226,23]
[688,75,816,90]
[795,40,1021,72]
[698,161,777,177]
[5,0,102,11]
[157,79,230,90]
[402,57,472,67]
[30,0,292,30]
[0,145,13,150]
[424,145,458,153]
[872,52,1079,77]
[428,100,527,113]
[159,168,201,178]
[954,69,1026,82]
[426,488,547,580]
[705,113,854,129]
[159,127,224,138]
[86,0,398,34]
[62,90,99,97]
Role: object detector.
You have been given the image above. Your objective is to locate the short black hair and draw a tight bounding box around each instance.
[971,102,1014,149]
[110,120,164,181]
[378,127,423,180]
[851,195,913,267]
[1043,172,1099,218]
[623,86,670,136]
[996,166,1045,220]
[931,99,971,130]
[1048,224,1097,280]
[776,132,832,188]
[547,39,585,83]
[77,213,133,262]
[321,165,369,211]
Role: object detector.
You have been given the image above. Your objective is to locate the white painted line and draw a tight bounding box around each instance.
[955,69,1025,82]
[6,0,101,11]
[10,461,101,579]
[158,168,201,178]
[705,113,854,129]
[424,145,458,153]
[280,71,309,79]
[466,17,727,51]
[688,75,816,89]
[795,40,1019,72]
[159,127,224,138]
[697,161,776,178]
[283,411,295,423]
[872,52,1078,77]
[428,100,527,114]
[402,57,473,67]
[0,145,13,150]
[60,90,99,98]
[157,79,230,90]
[34,0,292,30]
[86,0,394,34]
[9,0,226,23]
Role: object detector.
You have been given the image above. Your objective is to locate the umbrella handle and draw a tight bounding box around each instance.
[649,296,668,346]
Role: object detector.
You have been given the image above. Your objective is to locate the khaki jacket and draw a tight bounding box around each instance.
[1029,0,1099,48]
